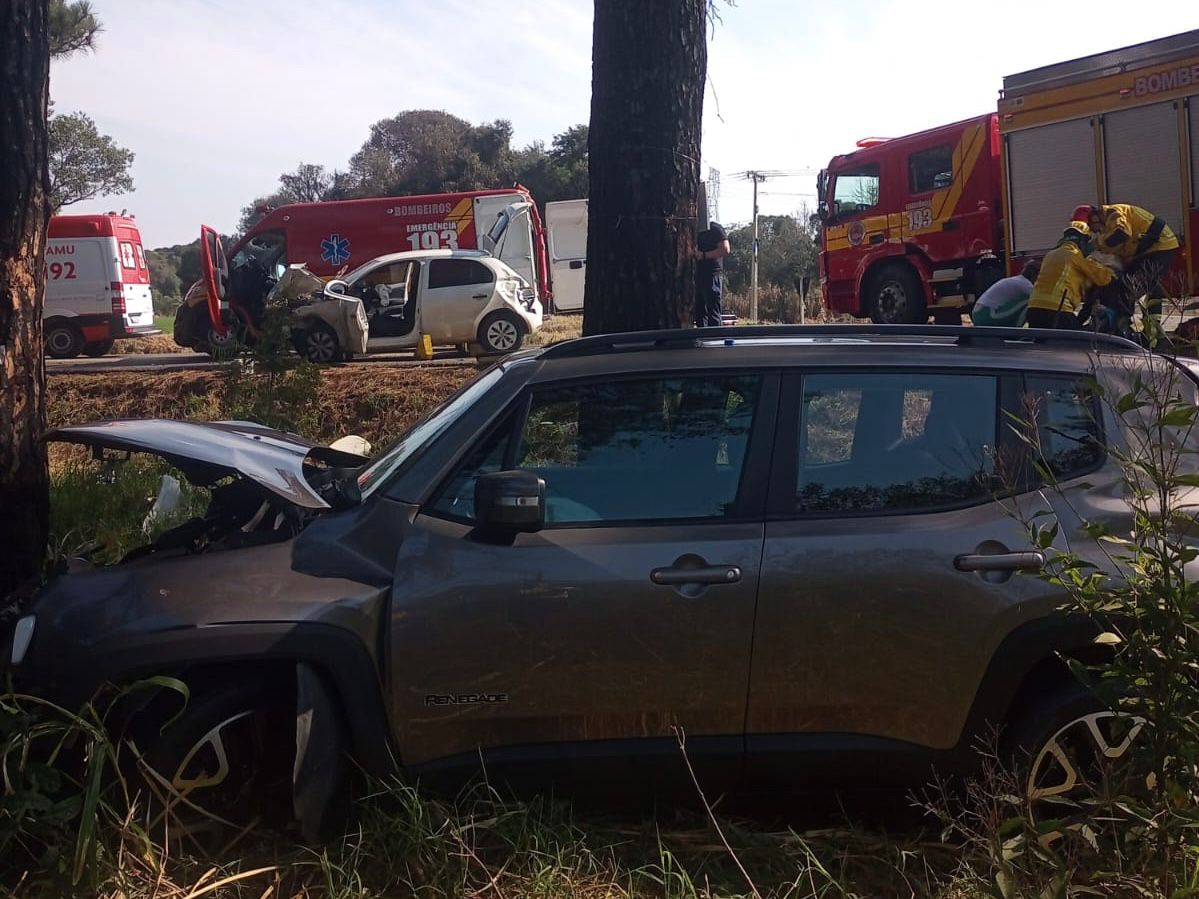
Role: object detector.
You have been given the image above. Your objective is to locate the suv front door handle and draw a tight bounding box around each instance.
[954,551,1044,573]
[472,293,488,299]
[650,565,742,586]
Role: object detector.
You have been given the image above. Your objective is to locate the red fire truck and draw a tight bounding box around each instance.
[818,28,1199,323]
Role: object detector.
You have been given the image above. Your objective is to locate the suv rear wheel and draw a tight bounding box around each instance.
[45,321,84,359]
[869,264,926,324]
[1007,682,1145,845]
[136,682,292,847]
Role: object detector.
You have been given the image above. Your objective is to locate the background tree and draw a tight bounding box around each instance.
[0,0,51,597]
[278,163,333,204]
[582,0,708,336]
[145,249,181,309]
[346,110,516,197]
[48,0,99,58]
[725,214,819,288]
[47,109,133,210]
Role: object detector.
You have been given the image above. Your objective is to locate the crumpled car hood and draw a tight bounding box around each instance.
[48,419,369,510]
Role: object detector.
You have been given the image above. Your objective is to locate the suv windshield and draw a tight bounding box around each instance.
[357,366,504,498]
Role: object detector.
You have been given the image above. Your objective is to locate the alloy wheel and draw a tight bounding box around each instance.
[1026,710,1145,844]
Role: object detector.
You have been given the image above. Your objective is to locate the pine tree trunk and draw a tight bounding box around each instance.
[0,0,51,598]
[583,0,707,336]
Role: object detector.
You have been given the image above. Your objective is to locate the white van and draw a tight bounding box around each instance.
[44,213,159,358]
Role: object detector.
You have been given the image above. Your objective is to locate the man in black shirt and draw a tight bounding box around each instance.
[694,221,730,327]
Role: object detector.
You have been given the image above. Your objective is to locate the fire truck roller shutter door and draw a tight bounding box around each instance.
[1008,118,1097,255]
[1103,101,1185,237]
[1189,95,1199,209]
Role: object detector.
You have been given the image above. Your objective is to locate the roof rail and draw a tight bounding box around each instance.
[538,324,1145,360]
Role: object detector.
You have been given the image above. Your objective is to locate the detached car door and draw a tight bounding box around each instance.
[389,370,777,788]
[746,368,1077,788]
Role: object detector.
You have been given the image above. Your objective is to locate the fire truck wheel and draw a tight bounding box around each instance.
[45,320,84,359]
[869,264,926,325]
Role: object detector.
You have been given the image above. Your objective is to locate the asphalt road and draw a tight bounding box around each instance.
[46,349,482,375]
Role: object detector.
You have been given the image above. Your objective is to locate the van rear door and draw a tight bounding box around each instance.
[473,194,537,296]
[114,222,155,333]
[545,199,587,312]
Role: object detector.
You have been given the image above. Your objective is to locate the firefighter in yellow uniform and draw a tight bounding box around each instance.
[1025,221,1115,330]
[1075,203,1180,318]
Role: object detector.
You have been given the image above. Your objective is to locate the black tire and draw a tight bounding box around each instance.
[201,322,242,360]
[82,339,115,357]
[136,681,293,845]
[477,310,525,355]
[295,322,342,363]
[45,321,84,359]
[869,264,926,324]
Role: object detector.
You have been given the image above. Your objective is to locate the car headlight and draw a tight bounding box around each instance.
[10,614,35,665]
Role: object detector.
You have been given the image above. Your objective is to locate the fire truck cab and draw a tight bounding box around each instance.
[818,115,1005,323]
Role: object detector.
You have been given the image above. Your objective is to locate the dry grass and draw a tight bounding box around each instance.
[111,334,187,355]
[47,365,477,472]
[529,312,584,345]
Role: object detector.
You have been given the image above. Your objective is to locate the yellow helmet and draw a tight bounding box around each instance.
[1066,220,1092,237]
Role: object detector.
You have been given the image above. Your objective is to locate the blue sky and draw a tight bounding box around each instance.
[51,0,1198,246]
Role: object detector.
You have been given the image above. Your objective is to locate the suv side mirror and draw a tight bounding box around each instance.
[475,470,545,533]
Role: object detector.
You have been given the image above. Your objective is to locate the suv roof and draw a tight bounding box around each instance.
[517,324,1148,380]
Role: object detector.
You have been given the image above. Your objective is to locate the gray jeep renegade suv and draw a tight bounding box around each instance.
[7,324,1194,834]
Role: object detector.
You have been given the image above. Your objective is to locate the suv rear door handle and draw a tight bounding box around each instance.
[472,293,488,299]
[954,551,1044,573]
[650,565,742,586]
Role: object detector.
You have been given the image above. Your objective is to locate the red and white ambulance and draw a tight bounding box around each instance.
[44,213,160,358]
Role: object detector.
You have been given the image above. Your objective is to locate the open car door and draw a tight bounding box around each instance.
[199,225,230,335]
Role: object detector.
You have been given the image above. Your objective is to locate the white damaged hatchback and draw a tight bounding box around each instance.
[289,250,543,362]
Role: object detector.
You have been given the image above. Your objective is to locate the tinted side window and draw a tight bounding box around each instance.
[798,373,998,514]
[909,145,954,193]
[1021,376,1104,481]
[427,259,493,289]
[431,374,763,524]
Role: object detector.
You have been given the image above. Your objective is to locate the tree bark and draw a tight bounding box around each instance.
[583,0,707,336]
[0,0,51,598]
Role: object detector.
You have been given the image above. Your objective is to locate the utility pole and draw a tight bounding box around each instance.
[749,171,766,322]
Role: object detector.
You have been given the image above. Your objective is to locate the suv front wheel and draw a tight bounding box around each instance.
[136,682,293,847]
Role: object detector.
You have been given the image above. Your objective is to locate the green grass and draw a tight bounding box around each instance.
[153,314,174,334]
[49,458,208,564]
